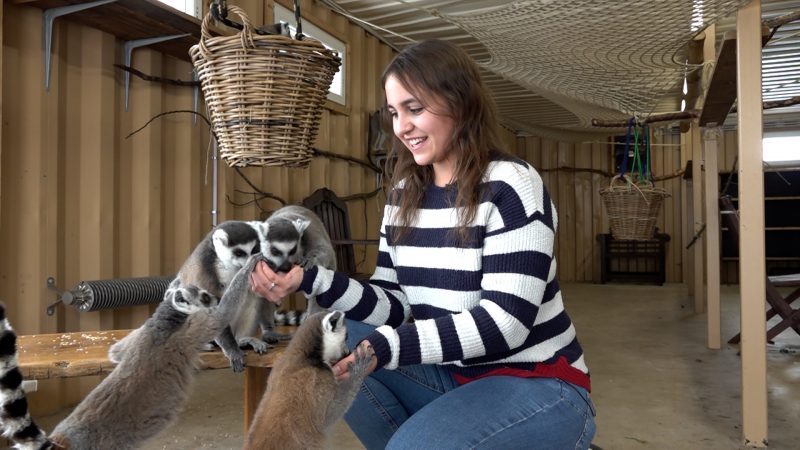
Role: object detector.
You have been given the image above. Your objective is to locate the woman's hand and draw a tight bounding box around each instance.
[250,261,304,304]
[332,340,377,381]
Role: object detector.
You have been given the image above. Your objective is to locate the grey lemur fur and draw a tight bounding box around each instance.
[261,205,336,320]
[174,220,280,373]
[243,311,374,450]
[0,254,262,450]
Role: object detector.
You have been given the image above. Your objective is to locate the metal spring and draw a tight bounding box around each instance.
[68,277,174,312]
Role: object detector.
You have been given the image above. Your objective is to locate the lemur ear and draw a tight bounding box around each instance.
[324,311,344,332]
[250,220,267,238]
[293,218,311,236]
[212,228,230,247]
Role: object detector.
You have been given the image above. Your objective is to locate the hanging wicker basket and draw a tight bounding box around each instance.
[189,5,341,167]
[600,175,670,241]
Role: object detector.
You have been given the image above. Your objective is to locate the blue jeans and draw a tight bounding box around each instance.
[344,319,596,450]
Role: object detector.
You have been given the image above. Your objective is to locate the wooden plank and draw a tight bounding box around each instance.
[557,142,575,282]
[16,0,207,62]
[541,139,558,262]
[575,143,593,281]
[16,328,291,380]
[699,27,770,127]
[737,1,768,446]
[591,141,607,283]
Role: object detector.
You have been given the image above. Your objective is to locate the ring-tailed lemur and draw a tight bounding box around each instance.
[244,311,375,450]
[0,254,262,450]
[174,220,281,373]
[262,205,336,321]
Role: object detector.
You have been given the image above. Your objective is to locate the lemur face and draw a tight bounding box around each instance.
[212,221,262,271]
[263,217,311,273]
[321,311,349,367]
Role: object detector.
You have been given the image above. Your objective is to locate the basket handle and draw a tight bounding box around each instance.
[199,5,256,57]
[609,174,652,205]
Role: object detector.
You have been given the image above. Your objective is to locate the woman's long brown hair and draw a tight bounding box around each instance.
[381,39,508,244]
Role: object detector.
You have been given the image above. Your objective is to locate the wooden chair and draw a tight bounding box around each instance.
[302,188,379,279]
[719,195,800,344]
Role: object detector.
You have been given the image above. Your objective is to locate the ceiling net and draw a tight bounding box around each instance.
[438,0,752,126]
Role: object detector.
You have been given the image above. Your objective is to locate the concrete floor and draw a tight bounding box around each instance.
[34,283,800,450]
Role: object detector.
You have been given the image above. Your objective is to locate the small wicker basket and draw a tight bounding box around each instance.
[189,6,341,167]
[600,175,670,241]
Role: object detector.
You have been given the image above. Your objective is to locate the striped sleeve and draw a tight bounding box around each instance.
[365,162,560,370]
[298,206,410,328]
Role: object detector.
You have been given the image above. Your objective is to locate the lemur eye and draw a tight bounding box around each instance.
[288,246,297,256]
[271,248,282,256]
[233,249,246,258]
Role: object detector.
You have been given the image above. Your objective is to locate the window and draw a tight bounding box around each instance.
[763,132,800,166]
[157,0,201,18]
[274,3,347,106]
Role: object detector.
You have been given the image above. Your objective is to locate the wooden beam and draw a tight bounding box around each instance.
[699,27,770,126]
[737,0,768,447]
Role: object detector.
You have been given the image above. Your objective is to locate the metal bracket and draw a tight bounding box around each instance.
[45,277,72,316]
[43,0,118,91]
[123,34,190,111]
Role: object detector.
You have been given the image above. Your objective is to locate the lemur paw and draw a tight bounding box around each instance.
[239,337,272,354]
[228,352,246,373]
[299,255,317,270]
[348,344,375,378]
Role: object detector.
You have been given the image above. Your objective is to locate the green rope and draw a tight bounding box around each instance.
[644,124,652,182]
[631,124,642,180]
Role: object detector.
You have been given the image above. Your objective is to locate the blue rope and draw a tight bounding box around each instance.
[620,117,634,177]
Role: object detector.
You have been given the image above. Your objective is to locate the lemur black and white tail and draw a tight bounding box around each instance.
[0,303,54,450]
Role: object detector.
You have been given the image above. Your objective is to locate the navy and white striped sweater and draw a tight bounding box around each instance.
[299,155,590,391]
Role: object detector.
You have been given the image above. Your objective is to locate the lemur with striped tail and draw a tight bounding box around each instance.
[0,253,262,450]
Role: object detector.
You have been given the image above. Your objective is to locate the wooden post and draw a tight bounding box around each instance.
[691,123,705,313]
[703,125,722,349]
[737,0,768,446]
[682,132,694,293]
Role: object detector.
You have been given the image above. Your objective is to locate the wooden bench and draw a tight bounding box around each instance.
[597,232,670,285]
[16,327,296,433]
